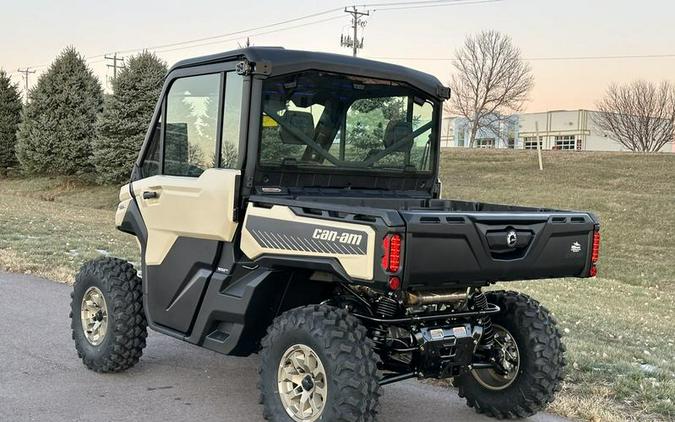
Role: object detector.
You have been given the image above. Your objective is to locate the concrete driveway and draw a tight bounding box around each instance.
[0,271,568,422]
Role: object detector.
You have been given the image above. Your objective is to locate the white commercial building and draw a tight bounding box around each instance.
[441,109,675,152]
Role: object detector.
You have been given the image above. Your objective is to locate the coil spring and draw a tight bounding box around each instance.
[473,291,494,346]
[375,296,399,318]
[369,297,398,350]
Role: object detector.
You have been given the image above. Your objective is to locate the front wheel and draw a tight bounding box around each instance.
[454,291,566,419]
[258,305,380,421]
[70,257,147,373]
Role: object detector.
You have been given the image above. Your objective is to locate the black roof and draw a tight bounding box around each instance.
[170,47,449,99]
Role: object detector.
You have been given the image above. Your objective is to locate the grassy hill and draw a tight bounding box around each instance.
[0,149,673,421]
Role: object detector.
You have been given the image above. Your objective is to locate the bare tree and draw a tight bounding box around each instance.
[449,30,534,147]
[594,80,675,152]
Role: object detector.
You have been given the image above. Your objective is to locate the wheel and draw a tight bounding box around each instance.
[455,291,566,419]
[259,305,380,422]
[70,257,148,373]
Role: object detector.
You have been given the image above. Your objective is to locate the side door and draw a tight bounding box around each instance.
[133,66,246,334]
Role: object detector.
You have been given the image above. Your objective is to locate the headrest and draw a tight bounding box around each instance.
[280,111,315,145]
[383,119,413,152]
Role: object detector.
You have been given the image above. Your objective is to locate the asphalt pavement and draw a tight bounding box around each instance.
[0,271,568,422]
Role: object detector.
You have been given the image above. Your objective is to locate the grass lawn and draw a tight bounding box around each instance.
[0,149,673,421]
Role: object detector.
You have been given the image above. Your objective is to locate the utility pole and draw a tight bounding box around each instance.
[535,121,544,171]
[17,67,36,101]
[105,53,125,81]
[341,6,369,56]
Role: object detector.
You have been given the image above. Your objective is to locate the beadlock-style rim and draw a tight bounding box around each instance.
[277,344,328,421]
[80,286,108,346]
[471,324,521,390]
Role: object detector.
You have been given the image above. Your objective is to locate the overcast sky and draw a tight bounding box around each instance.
[2,0,674,112]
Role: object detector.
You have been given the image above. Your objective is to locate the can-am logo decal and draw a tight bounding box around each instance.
[570,242,582,253]
[312,229,363,246]
[246,215,367,255]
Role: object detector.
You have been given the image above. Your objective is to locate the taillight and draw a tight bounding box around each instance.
[381,233,402,273]
[589,229,600,277]
[591,230,600,264]
[388,276,401,291]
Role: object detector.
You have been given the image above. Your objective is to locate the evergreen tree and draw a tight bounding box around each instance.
[93,51,167,183]
[0,70,22,169]
[16,47,103,176]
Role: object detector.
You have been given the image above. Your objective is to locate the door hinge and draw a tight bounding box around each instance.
[236,59,272,76]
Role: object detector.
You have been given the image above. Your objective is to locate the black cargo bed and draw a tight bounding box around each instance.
[400,207,598,290]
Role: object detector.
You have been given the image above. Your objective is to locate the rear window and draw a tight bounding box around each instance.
[259,71,438,173]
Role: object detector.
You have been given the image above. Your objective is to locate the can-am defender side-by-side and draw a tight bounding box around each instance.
[70,47,600,421]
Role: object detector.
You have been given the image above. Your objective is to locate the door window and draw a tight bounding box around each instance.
[220,72,244,169]
[164,73,221,177]
[141,115,162,178]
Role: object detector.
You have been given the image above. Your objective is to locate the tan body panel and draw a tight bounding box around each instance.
[130,168,240,265]
[241,204,376,281]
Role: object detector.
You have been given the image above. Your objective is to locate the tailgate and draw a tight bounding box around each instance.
[401,211,598,289]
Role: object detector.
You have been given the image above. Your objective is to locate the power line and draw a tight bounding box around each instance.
[8,14,348,81]
[114,7,345,55]
[369,0,503,11]
[150,15,348,55]
[89,0,492,57]
[367,53,675,62]
[341,6,370,56]
[13,0,502,71]
[358,0,488,7]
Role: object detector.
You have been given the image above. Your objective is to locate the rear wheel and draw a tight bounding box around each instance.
[455,291,566,419]
[259,305,380,421]
[70,257,147,373]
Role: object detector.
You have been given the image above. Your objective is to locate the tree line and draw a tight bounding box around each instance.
[1,37,674,183]
[0,47,166,183]
[447,30,675,153]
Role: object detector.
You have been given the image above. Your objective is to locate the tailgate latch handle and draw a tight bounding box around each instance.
[142,191,159,199]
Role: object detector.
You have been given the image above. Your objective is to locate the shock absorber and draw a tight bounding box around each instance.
[370,296,399,350]
[472,290,494,347]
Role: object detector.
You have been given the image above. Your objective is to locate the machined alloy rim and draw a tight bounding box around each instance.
[80,286,108,346]
[277,344,328,421]
[471,324,520,390]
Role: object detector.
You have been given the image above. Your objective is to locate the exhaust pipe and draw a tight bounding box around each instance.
[405,289,467,306]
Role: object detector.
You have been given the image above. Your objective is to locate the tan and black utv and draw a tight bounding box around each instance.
[71,47,600,421]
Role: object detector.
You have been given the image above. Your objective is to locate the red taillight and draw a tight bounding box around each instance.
[591,230,600,264]
[589,265,598,277]
[589,229,600,277]
[388,276,401,290]
[381,233,402,273]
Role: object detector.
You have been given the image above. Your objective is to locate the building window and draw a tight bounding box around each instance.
[554,135,576,150]
[457,130,465,147]
[523,136,543,150]
[476,138,495,148]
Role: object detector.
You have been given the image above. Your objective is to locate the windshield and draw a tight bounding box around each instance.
[259,71,438,173]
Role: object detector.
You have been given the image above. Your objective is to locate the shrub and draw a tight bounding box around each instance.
[0,70,22,170]
[16,47,103,176]
[93,51,167,184]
